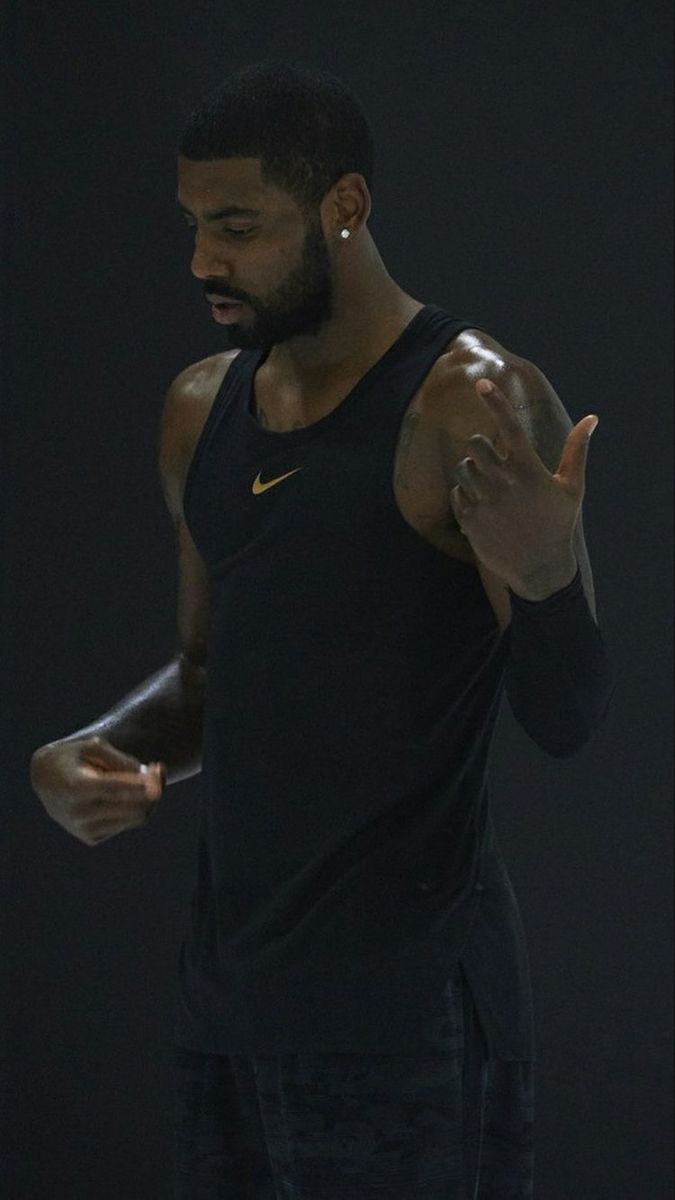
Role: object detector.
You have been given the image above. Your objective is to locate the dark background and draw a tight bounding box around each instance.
[2,1,673,1196]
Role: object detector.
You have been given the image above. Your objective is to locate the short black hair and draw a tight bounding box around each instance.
[177,60,375,217]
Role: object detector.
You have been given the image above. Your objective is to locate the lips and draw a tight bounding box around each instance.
[206,294,243,306]
[211,301,245,325]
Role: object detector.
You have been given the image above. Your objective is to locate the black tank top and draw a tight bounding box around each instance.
[173,304,536,1060]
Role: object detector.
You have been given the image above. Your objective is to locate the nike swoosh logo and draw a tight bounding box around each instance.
[251,467,303,494]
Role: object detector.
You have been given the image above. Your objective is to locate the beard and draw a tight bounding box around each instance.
[214,216,336,352]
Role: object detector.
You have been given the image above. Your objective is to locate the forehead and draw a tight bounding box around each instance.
[177,156,289,211]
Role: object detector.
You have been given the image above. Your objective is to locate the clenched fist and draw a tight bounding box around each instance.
[29,735,167,846]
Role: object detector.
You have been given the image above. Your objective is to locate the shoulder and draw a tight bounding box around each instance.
[419,327,574,472]
[158,349,241,524]
[165,348,241,410]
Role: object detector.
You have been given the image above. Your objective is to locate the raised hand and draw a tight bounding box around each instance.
[450,378,599,600]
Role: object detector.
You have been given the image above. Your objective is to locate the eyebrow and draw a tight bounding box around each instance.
[177,200,263,221]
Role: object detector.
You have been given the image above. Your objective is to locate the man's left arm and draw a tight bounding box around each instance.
[446,356,616,757]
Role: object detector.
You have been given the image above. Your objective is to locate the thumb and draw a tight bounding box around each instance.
[555,415,598,492]
[139,761,167,799]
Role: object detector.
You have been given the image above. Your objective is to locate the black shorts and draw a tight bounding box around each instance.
[171,963,535,1198]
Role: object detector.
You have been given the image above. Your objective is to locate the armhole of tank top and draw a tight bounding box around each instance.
[182,350,244,527]
[382,319,491,569]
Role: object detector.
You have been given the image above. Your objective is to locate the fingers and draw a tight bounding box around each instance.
[554,415,598,494]
[476,379,533,459]
[79,739,166,790]
[79,736,142,773]
[450,484,467,530]
[454,447,510,503]
[86,799,159,842]
[140,764,165,799]
[79,785,161,825]
[79,762,164,805]
[466,433,508,469]
[454,457,483,503]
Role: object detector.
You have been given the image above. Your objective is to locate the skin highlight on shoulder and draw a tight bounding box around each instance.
[183,348,242,399]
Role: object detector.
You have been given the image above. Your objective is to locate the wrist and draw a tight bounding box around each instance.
[508,555,579,603]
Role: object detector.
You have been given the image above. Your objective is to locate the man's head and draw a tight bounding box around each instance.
[176,61,375,350]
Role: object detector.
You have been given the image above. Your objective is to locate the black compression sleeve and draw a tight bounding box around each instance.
[504,566,616,757]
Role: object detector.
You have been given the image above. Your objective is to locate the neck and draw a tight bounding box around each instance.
[264,243,423,392]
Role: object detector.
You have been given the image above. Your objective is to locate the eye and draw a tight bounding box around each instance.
[183,223,255,238]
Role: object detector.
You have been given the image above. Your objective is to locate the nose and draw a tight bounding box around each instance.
[189,230,232,282]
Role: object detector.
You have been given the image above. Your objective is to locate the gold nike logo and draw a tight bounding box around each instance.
[251,467,303,494]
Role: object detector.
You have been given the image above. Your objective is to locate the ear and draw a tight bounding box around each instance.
[326,172,371,236]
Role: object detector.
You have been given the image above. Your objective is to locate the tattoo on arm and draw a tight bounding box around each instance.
[508,396,546,412]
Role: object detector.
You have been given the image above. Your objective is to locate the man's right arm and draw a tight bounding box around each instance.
[29,353,233,843]
[42,353,222,784]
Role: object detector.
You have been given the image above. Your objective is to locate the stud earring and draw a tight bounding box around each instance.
[340,228,351,239]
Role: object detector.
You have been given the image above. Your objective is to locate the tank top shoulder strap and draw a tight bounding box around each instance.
[183,349,251,517]
[339,304,486,442]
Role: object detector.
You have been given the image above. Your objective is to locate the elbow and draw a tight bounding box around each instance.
[530,696,616,759]
[508,671,617,759]
[539,731,592,759]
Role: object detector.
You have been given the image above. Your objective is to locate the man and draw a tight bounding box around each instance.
[30,61,615,1199]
